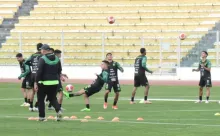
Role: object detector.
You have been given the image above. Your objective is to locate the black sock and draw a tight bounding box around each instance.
[48,103,52,107]
[69,94,75,97]
[206,96,209,101]
[131,97,134,102]
[144,96,148,101]
[27,99,30,104]
[59,104,62,108]
[86,104,90,109]
[30,102,33,108]
[34,101,38,108]
[199,96,202,101]
[113,100,117,106]
[24,98,27,103]
[104,95,108,103]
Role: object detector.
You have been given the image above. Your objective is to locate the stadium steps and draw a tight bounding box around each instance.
[181,22,220,66]
[0,0,38,47]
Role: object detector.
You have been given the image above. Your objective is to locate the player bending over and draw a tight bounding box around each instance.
[192,51,212,103]
[103,53,124,110]
[63,60,109,112]
[130,48,153,104]
[16,53,32,107]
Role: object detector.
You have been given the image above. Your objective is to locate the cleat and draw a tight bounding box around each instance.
[29,108,34,112]
[56,111,63,121]
[33,107,38,112]
[80,108,91,112]
[205,100,209,104]
[103,102,108,109]
[112,105,118,110]
[21,102,29,107]
[144,101,152,104]
[215,113,220,116]
[130,101,136,104]
[63,91,70,99]
[48,107,55,110]
[38,117,47,122]
[195,100,202,103]
[60,107,66,111]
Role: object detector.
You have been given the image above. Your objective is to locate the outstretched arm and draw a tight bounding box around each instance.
[18,64,30,79]
[116,62,124,72]
[141,56,152,74]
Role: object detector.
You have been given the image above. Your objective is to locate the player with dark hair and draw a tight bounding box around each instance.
[193,51,212,103]
[103,53,124,110]
[63,60,109,112]
[25,43,43,111]
[16,53,31,107]
[130,48,153,104]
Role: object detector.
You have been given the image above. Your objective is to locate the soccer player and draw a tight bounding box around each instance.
[25,43,43,111]
[130,48,153,104]
[16,53,32,107]
[63,60,109,112]
[103,53,124,110]
[192,51,212,103]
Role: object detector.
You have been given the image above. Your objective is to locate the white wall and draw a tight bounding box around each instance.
[1,66,220,81]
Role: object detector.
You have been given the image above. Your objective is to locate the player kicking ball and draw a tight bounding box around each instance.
[63,60,109,111]
[192,51,212,104]
[103,53,124,110]
[130,48,153,104]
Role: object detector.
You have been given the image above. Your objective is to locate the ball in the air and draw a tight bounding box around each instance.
[179,33,186,40]
[66,84,74,92]
[107,16,115,24]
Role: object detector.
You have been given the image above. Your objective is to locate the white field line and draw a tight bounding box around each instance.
[96,97,220,102]
[3,115,220,127]
[0,98,23,101]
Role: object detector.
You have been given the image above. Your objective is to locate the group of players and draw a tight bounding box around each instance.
[16,43,65,112]
[17,43,154,112]
[16,42,212,113]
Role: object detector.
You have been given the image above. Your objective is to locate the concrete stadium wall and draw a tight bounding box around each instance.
[0,66,220,81]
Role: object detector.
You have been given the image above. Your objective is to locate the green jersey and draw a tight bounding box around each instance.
[92,70,109,87]
[108,61,123,82]
[134,55,152,76]
[198,59,211,78]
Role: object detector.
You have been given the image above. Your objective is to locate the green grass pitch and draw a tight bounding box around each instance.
[1,83,220,136]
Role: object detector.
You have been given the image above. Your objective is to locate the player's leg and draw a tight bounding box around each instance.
[46,85,62,121]
[37,84,47,121]
[141,76,151,104]
[130,76,139,104]
[103,83,112,109]
[195,79,204,103]
[80,93,91,112]
[112,82,121,109]
[205,78,212,103]
[57,82,64,110]
[63,89,86,98]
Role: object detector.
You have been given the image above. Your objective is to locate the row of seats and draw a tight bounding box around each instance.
[1,0,219,66]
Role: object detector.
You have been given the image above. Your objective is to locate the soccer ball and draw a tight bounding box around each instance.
[107,16,115,24]
[179,33,186,40]
[65,84,74,92]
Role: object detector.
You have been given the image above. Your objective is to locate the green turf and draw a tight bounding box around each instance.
[0,83,220,136]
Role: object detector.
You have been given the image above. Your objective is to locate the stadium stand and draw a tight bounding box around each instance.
[0,0,220,66]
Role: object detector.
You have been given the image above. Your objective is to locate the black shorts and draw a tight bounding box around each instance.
[30,73,36,88]
[84,85,102,97]
[57,79,63,92]
[134,75,149,87]
[105,81,121,92]
[21,75,32,89]
[199,77,212,87]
